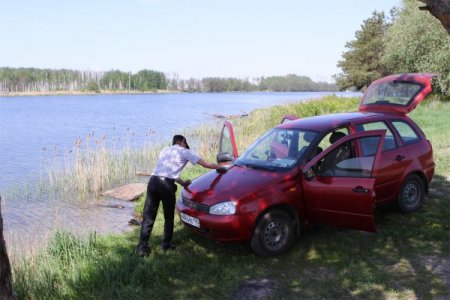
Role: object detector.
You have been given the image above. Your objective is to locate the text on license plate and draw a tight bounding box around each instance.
[180,212,200,228]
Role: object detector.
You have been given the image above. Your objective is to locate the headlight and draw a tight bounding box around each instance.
[209,201,236,215]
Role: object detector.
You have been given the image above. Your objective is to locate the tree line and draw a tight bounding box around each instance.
[0,68,167,93]
[174,74,336,92]
[335,0,450,99]
[0,67,337,94]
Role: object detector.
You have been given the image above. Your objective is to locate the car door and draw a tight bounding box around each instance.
[217,121,239,163]
[354,121,408,204]
[301,130,386,232]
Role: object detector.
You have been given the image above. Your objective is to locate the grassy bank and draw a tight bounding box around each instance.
[12,96,450,299]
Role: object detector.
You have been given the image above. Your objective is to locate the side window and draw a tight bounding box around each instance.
[392,121,420,145]
[317,127,350,152]
[355,121,396,155]
[316,136,381,178]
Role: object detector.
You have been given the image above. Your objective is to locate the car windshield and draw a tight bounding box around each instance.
[235,128,317,171]
[362,81,423,106]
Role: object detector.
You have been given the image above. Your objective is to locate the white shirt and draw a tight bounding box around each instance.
[152,144,200,179]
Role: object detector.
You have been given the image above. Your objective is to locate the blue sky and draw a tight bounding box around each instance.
[0,0,401,82]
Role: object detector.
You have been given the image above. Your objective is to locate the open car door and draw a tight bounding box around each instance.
[281,114,299,124]
[359,73,435,115]
[301,130,386,232]
[217,121,239,164]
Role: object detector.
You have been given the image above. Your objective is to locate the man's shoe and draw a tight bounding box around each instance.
[137,245,150,257]
[161,243,176,251]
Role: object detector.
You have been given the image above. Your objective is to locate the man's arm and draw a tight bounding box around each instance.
[175,177,192,187]
[197,159,231,174]
[197,159,221,169]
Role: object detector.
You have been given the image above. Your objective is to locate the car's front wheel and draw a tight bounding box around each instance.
[250,209,295,257]
[398,174,425,213]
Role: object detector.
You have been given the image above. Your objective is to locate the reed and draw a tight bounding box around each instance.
[45,132,165,200]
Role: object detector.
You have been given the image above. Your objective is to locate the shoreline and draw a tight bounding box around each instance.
[0,89,177,97]
[0,89,341,97]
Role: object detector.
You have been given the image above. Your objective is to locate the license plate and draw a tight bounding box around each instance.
[180,212,200,228]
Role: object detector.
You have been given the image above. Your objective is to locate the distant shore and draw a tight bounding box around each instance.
[0,89,342,97]
[0,89,176,97]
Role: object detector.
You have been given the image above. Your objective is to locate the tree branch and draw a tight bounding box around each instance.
[419,0,450,34]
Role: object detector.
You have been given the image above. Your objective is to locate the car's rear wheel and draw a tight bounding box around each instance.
[250,209,295,257]
[398,174,425,213]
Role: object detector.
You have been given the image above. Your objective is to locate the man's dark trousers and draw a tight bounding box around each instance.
[138,176,177,249]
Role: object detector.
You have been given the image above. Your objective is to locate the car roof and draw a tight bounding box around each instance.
[278,112,383,132]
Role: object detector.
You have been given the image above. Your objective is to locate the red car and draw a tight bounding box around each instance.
[176,73,435,256]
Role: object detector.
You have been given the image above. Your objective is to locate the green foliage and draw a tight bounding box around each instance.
[135,69,167,91]
[259,74,337,92]
[0,67,168,94]
[0,67,93,93]
[381,0,450,97]
[197,75,337,93]
[0,68,336,94]
[335,11,390,91]
[336,0,450,100]
[99,69,131,90]
[85,81,100,93]
[201,77,256,92]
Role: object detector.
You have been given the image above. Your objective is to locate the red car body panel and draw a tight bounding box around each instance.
[301,130,386,232]
[176,73,435,245]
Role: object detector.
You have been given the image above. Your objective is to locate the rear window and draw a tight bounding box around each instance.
[362,81,423,106]
[392,121,420,145]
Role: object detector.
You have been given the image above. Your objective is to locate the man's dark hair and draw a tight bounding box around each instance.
[172,135,189,149]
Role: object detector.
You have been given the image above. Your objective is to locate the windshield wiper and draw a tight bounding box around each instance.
[243,163,276,172]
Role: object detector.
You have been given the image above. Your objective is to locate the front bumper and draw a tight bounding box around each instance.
[176,199,255,242]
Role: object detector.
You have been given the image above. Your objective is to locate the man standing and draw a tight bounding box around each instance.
[137,134,224,256]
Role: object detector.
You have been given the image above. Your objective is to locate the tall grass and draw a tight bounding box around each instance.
[11,95,450,299]
[46,132,165,199]
[410,99,450,178]
[13,231,98,299]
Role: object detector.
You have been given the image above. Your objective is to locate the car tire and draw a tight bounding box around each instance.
[398,174,425,213]
[250,209,295,257]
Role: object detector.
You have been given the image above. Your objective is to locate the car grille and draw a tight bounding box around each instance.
[182,198,210,213]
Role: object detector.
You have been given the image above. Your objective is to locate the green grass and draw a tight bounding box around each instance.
[12,95,450,299]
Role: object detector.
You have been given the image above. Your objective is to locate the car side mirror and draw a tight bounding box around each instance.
[217,152,233,164]
[303,167,315,181]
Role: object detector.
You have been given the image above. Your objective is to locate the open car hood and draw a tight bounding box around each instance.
[359,73,435,115]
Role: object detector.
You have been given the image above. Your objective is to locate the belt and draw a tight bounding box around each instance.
[152,175,175,183]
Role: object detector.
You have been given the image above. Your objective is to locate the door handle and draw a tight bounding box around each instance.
[353,186,369,193]
[395,155,406,161]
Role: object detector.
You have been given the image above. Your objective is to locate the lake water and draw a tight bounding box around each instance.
[0,91,360,254]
